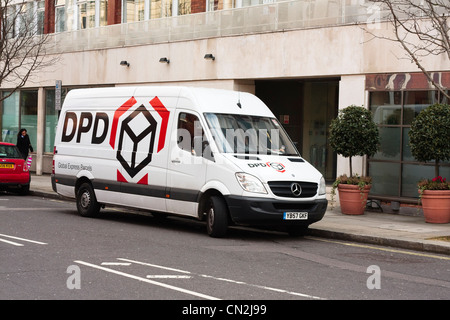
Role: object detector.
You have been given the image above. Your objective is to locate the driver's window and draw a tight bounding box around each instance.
[177,112,212,160]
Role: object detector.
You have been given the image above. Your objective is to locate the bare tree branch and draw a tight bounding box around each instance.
[369,0,450,100]
[0,0,58,102]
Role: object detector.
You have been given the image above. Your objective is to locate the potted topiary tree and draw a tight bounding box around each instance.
[329,105,380,215]
[409,103,450,223]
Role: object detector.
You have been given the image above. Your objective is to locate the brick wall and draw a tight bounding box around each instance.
[44,0,55,34]
[191,0,206,13]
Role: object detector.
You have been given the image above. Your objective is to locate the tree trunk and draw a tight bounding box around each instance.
[435,159,440,177]
[349,156,353,177]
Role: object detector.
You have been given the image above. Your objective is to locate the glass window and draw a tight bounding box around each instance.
[123,0,145,22]
[150,0,171,18]
[1,92,20,144]
[178,0,191,15]
[369,89,450,200]
[56,0,76,32]
[401,164,434,198]
[79,0,96,29]
[370,91,401,125]
[55,3,66,32]
[403,91,437,125]
[37,1,45,35]
[20,91,38,152]
[369,162,400,197]
[177,112,203,156]
[176,112,214,160]
[402,127,414,162]
[0,144,22,159]
[56,0,106,32]
[372,127,401,161]
[207,0,233,11]
[17,2,33,37]
[99,0,108,26]
[204,113,299,156]
[5,6,16,38]
[45,90,60,153]
[441,91,449,104]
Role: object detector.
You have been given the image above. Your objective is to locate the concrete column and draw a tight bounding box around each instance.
[36,87,45,175]
[337,75,367,177]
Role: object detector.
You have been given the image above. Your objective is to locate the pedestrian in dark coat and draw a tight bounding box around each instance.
[16,128,33,160]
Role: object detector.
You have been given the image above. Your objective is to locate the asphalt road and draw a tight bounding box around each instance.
[1,193,449,306]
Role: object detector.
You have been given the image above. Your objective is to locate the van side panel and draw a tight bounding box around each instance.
[53,90,178,214]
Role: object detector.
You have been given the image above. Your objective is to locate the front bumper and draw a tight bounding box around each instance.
[225,195,327,227]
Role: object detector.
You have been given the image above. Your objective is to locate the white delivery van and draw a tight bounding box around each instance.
[52,86,327,237]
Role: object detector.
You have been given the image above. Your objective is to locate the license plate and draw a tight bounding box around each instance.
[0,164,14,169]
[283,212,308,220]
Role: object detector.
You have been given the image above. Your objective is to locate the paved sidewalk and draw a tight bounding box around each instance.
[29,174,450,255]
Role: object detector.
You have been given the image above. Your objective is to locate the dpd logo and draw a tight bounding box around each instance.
[60,96,170,185]
[110,96,170,184]
[116,105,156,178]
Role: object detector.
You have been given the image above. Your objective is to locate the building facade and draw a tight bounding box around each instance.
[1,0,449,203]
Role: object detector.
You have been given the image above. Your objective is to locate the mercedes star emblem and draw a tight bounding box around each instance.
[290,182,302,197]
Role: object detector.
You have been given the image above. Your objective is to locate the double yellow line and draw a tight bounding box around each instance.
[308,236,450,261]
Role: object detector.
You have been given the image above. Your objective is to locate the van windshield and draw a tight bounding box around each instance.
[204,113,299,156]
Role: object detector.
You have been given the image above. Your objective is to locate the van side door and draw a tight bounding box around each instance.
[115,99,171,213]
[166,110,212,217]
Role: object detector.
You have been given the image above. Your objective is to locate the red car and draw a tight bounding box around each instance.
[0,142,30,195]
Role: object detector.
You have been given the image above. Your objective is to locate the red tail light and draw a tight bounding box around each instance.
[52,146,56,174]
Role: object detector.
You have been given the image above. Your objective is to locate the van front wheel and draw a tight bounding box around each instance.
[206,196,228,238]
[77,182,100,217]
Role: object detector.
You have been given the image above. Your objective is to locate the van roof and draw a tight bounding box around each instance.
[63,86,275,117]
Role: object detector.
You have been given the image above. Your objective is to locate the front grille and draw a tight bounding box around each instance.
[268,181,317,198]
[272,202,316,211]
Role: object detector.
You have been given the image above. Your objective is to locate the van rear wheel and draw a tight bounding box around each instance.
[206,196,228,238]
[76,182,100,217]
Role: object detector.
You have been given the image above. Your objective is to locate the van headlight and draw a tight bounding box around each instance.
[319,176,326,195]
[235,173,267,194]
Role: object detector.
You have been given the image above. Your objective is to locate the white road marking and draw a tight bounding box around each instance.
[118,258,192,274]
[119,258,325,300]
[198,274,325,300]
[0,208,58,211]
[308,236,450,261]
[74,260,220,300]
[0,238,23,246]
[0,233,47,245]
[101,262,131,266]
[147,275,192,279]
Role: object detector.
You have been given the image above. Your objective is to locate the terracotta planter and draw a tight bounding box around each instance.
[420,190,450,224]
[338,184,371,215]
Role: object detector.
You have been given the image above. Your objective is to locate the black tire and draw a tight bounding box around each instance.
[19,184,30,195]
[76,182,100,217]
[206,196,228,238]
